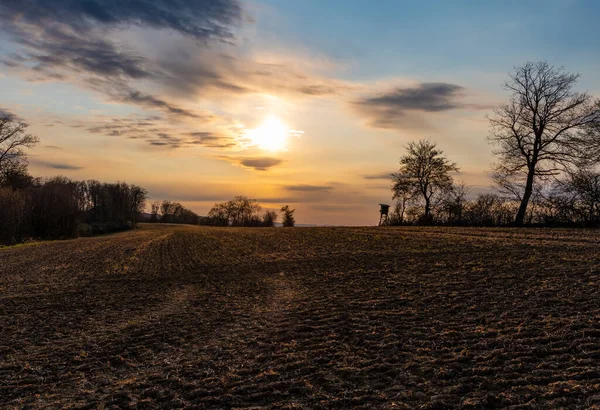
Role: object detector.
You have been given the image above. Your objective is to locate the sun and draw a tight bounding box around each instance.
[247,115,289,152]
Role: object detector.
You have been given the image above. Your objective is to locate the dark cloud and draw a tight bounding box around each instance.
[285,184,333,192]
[31,160,83,170]
[0,0,350,127]
[0,17,153,82]
[352,82,467,130]
[0,25,207,121]
[361,83,465,112]
[362,172,393,180]
[0,0,244,120]
[0,0,242,42]
[239,157,283,171]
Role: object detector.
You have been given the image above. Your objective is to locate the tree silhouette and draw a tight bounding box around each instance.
[391,139,458,224]
[488,62,600,226]
[262,210,278,227]
[281,205,295,227]
[0,114,39,173]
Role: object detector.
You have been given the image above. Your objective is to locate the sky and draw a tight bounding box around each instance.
[1,0,599,225]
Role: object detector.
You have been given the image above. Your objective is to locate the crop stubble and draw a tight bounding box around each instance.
[1,224,600,408]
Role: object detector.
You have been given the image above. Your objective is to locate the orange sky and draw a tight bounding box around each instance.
[1,1,599,225]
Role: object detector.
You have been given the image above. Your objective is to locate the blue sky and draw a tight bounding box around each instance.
[258,1,600,82]
[0,0,599,224]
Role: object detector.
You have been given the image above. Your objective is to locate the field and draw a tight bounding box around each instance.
[2,224,600,409]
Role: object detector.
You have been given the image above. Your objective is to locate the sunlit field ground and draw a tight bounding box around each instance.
[2,224,600,409]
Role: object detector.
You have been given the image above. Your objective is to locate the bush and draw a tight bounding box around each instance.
[105,221,120,233]
[77,223,93,237]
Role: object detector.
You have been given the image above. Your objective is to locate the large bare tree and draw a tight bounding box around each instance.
[391,139,458,223]
[0,114,39,173]
[488,62,600,226]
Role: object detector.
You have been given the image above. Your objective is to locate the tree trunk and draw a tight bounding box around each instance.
[424,197,431,224]
[515,166,535,226]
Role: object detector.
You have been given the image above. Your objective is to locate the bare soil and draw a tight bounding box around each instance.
[2,224,600,409]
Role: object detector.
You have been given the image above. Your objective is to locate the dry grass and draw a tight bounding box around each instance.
[2,224,600,408]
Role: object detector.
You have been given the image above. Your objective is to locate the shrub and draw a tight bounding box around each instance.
[77,223,93,237]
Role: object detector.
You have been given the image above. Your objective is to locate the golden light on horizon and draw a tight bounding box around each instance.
[246,115,289,152]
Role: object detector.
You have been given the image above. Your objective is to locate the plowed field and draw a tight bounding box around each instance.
[2,224,600,408]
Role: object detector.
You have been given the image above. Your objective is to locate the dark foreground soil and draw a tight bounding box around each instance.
[2,224,600,409]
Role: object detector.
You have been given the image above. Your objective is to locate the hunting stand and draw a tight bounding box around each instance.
[378,203,390,226]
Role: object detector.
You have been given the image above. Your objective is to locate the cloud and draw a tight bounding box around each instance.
[0,0,242,42]
[362,172,393,180]
[239,157,283,171]
[285,184,333,192]
[297,84,346,96]
[186,132,238,149]
[0,0,245,122]
[117,90,210,119]
[0,2,348,103]
[84,115,239,149]
[352,82,468,130]
[150,46,354,102]
[0,25,215,121]
[0,0,352,131]
[31,160,83,170]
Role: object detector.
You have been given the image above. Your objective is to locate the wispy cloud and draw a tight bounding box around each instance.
[84,115,239,149]
[362,172,393,180]
[0,0,243,42]
[31,160,83,170]
[0,0,354,145]
[285,184,333,192]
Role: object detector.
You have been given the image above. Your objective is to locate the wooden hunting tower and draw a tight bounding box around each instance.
[378,203,390,226]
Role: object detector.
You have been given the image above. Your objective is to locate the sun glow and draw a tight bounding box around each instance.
[246,115,289,151]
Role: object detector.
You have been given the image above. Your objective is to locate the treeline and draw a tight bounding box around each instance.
[0,173,148,245]
[143,197,295,227]
[149,200,201,225]
[1,112,153,244]
[387,172,600,227]
[1,112,300,246]
[387,61,600,227]
[202,196,295,227]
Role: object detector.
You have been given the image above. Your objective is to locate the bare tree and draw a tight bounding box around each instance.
[160,200,174,222]
[262,210,278,227]
[390,172,416,224]
[562,169,600,225]
[150,201,160,222]
[391,139,458,224]
[440,183,469,224]
[488,62,600,226]
[206,196,263,226]
[0,114,39,172]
